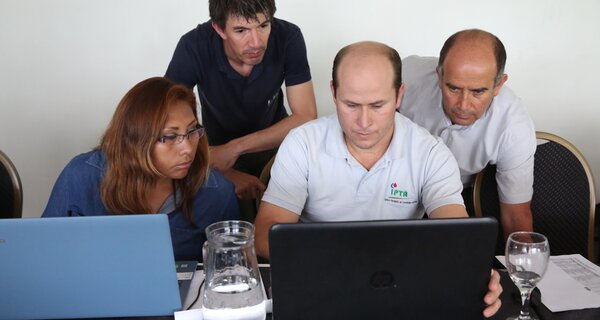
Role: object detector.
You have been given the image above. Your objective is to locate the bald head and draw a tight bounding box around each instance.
[438,29,506,85]
[331,41,402,96]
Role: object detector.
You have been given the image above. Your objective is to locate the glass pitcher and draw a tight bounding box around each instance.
[202,220,266,320]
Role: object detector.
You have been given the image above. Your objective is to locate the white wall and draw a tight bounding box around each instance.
[1,0,599,218]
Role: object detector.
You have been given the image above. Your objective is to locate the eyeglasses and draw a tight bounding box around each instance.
[157,124,205,146]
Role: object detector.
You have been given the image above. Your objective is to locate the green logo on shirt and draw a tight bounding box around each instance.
[390,182,408,198]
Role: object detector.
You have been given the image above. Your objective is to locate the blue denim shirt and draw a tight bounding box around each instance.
[42,150,240,261]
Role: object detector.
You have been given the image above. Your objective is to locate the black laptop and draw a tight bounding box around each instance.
[268,217,498,320]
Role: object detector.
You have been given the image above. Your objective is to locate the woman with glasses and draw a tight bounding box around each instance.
[42,77,240,261]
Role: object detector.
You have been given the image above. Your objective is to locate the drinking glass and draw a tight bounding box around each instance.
[505,232,550,320]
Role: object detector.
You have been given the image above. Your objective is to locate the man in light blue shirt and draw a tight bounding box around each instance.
[400,29,536,238]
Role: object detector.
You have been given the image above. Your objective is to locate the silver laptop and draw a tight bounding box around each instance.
[269,217,498,320]
[0,214,182,319]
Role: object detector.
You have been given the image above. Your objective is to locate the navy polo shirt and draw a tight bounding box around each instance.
[165,18,312,146]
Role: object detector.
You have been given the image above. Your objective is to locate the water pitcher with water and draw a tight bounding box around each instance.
[202,220,266,320]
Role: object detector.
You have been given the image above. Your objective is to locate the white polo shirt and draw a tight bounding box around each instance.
[399,55,536,204]
[262,113,464,222]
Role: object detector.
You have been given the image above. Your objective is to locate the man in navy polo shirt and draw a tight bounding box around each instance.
[166,0,317,220]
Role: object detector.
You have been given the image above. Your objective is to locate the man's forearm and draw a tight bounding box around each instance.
[254,202,302,259]
[229,111,316,156]
[499,201,533,239]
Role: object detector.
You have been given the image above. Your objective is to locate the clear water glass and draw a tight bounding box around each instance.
[505,231,550,320]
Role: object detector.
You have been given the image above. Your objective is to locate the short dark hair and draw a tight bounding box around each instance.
[438,29,506,85]
[332,42,402,95]
[209,0,276,30]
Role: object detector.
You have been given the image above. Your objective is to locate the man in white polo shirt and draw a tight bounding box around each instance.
[399,29,536,238]
[255,41,465,231]
[254,41,502,317]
